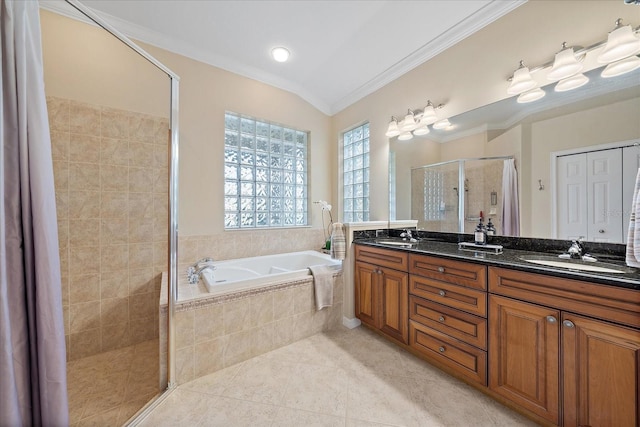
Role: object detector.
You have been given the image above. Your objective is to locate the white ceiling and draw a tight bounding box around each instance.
[40,0,525,115]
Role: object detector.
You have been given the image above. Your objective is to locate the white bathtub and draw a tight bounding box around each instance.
[199,250,342,295]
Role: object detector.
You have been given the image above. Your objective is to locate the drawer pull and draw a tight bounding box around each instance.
[546,316,557,324]
[439,346,446,353]
[563,320,575,328]
[438,290,446,297]
[438,316,445,323]
[438,267,445,273]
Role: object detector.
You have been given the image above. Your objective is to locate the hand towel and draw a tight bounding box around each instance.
[309,265,333,310]
[329,222,346,260]
[626,168,640,267]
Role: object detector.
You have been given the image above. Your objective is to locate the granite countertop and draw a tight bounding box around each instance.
[354,237,640,291]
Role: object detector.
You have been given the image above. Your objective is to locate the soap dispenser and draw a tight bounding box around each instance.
[474,218,487,245]
[486,218,496,237]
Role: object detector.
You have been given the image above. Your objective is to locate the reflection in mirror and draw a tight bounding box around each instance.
[390,65,640,243]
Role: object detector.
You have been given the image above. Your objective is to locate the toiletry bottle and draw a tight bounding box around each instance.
[486,218,496,237]
[474,219,487,245]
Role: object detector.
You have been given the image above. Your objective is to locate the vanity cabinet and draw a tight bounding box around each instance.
[489,267,640,427]
[354,245,409,344]
[408,254,488,385]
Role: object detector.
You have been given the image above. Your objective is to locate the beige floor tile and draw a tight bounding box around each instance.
[181,363,243,396]
[220,356,297,405]
[272,406,345,426]
[280,363,349,417]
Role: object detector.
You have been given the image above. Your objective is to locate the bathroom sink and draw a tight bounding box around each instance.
[374,239,416,248]
[518,255,633,274]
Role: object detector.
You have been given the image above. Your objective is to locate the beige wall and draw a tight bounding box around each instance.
[331,0,637,222]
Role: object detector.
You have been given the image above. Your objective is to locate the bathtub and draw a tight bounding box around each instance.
[199,250,342,295]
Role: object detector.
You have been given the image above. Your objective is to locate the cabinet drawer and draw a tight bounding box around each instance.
[355,245,408,272]
[409,296,487,350]
[409,254,486,290]
[489,267,640,328]
[410,320,487,385]
[410,275,487,317]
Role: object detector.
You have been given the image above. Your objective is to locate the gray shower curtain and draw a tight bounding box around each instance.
[0,1,69,425]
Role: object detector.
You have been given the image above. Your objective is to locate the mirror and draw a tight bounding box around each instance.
[390,65,640,243]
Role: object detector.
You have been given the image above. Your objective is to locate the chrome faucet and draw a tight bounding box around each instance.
[400,229,418,243]
[567,240,584,259]
[186,257,216,284]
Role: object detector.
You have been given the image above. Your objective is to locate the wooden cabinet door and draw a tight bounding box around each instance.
[379,266,408,344]
[562,313,640,427]
[355,261,379,328]
[489,295,560,424]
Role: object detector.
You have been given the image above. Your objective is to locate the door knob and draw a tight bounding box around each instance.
[599,229,605,233]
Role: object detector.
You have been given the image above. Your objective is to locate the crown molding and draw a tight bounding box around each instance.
[40,0,525,117]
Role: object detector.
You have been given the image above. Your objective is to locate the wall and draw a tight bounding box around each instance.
[47,96,169,360]
[331,0,637,223]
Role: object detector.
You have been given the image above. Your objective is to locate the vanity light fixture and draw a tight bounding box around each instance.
[547,43,584,81]
[601,55,640,78]
[385,101,449,139]
[597,19,640,64]
[271,47,290,62]
[506,18,640,102]
[385,116,401,137]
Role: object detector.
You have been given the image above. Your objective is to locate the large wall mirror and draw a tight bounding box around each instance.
[390,65,640,244]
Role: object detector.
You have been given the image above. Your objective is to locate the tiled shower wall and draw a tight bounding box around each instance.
[47,96,169,361]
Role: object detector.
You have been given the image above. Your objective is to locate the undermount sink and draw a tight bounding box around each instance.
[374,239,416,248]
[519,255,633,274]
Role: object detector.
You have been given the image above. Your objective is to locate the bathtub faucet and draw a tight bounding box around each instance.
[186,257,216,285]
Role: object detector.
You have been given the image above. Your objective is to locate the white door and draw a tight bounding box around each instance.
[586,149,622,242]
[557,154,588,240]
[623,144,640,243]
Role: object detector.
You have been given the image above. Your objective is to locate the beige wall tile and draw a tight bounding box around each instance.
[101,218,129,245]
[53,161,69,191]
[69,133,100,163]
[57,220,69,250]
[129,142,154,168]
[130,317,156,344]
[223,329,254,367]
[69,162,100,191]
[69,101,100,135]
[101,164,128,192]
[100,137,129,166]
[175,310,194,349]
[273,288,295,320]
[47,96,69,132]
[101,297,129,326]
[153,168,168,193]
[129,113,155,143]
[129,218,153,243]
[154,118,170,145]
[129,267,155,295]
[101,107,129,139]
[250,292,274,328]
[194,338,225,378]
[130,292,155,320]
[253,323,275,356]
[70,301,101,333]
[69,328,101,360]
[129,167,153,193]
[223,299,251,334]
[101,270,129,299]
[129,243,153,269]
[153,144,168,168]
[50,130,70,161]
[273,317,294,349]
[293,284,314,315]
[175,347,194,384]
[153,215,168,243]
[69,190,100,219]
[291,312,313,342]
[129,192,154,218]
[194,304,224,343]
[69,246,100,275]
[100,191,128,218]
[152,242,168,270]
[68,219,100,247]
[55,192,69,220]
[69,274,100,304]
[100,244,129,272]
[102,321,131,352]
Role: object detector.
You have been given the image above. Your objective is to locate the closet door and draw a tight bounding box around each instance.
[557,154,588,240]
[622,144,640,243]
[586,149,622,242]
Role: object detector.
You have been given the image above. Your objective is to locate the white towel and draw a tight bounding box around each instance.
[309,265,333,310]
[626,168,640,267]
[501,159,520,236]
[329,222,346,260]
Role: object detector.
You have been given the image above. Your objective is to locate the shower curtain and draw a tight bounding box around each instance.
[501,158,520,236]
[1,1,69,425]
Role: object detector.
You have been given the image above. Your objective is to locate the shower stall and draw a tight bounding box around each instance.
[411,156,515,235]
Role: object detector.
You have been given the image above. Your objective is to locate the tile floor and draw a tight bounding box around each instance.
[67,339,161,426]
[139,326,539,426]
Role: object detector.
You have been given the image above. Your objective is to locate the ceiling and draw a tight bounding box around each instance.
[40,0,525,115]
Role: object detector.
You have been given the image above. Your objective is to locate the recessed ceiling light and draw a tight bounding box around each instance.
[271,47,290,63]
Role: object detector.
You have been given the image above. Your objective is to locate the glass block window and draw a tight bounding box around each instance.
[224,112,308,229]
[424,169,444,221]
[343,123,370,222]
